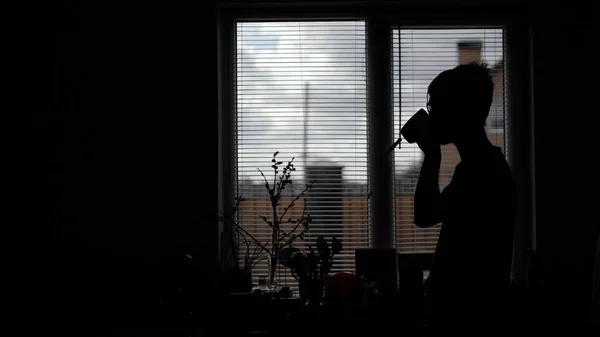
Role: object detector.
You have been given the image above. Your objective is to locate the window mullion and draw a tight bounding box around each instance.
[367,16,395,249]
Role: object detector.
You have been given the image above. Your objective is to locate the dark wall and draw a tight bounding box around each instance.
[530,1,597,329]
[28,1,219,333]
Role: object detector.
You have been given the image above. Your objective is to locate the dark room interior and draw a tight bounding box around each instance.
[26,0,598,335]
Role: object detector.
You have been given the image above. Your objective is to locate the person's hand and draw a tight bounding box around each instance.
[416,129,441,157]
[403,109,441,156]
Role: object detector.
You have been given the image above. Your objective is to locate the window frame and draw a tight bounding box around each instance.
[217,3,535,284]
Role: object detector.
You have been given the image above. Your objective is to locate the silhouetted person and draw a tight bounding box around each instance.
[411,62,516,335]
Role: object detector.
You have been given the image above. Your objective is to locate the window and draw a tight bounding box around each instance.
[235,21,368,285]
[222,15,516,288]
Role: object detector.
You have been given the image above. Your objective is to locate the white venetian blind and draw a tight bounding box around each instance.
[235,21,368,286]
[393,28,506,253]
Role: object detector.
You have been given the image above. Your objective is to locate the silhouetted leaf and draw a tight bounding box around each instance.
[259,215,273,227]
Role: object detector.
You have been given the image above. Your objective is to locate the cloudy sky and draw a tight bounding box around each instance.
[236,21,503,183]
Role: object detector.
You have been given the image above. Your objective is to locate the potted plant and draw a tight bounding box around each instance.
[219,151,315,290]
[281,236,342,306]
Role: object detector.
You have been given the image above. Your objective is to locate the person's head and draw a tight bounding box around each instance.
[427,62,494,144]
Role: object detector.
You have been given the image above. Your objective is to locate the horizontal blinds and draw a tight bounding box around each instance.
[235,21,368,288]
[393,28,505,253]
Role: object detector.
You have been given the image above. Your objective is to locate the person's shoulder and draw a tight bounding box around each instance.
[490,147,512,172]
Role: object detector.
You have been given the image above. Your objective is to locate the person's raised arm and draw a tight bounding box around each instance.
[414,144,443,228]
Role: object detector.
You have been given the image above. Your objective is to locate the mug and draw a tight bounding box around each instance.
[400,108,431,144]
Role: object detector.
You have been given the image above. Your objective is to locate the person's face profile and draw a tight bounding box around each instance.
[427,94,455,145]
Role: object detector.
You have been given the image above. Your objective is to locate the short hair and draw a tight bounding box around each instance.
[427,62,494,124]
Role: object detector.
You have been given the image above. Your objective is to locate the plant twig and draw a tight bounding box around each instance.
[278,179,315,225]
[250,240,265,265]
[239,231,252,269]
[276,158,294,197]
[257,168,271,194]
[259,215,273,228]
[273,161,277,199]
[218,210,270,254]
[281,201,308,241]
[281,227,308,249]
[251,256,267,270]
